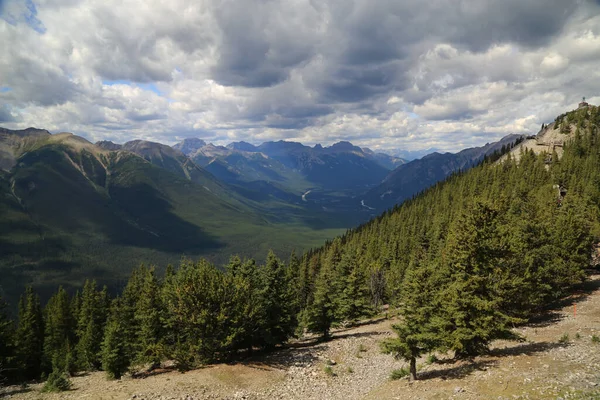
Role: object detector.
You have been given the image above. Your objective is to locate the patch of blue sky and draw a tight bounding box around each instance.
[0,87,12,92]
[1,0,46,33]
[102,80,162,96]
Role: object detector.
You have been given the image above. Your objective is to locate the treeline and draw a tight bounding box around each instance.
[1,106,599,386]
[0,248,374,386]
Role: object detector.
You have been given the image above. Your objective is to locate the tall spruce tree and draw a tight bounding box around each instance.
[76,280,109,370]
[260,251,294,347]
[0,296,15,383]
[303,260,336,340]
[335,250,372,324]
[15,287,44,380]
[101,298,129,379]
[381,261,443,380]
[135,267,164,367]
[43,286,74,374]
[439,202,522,358]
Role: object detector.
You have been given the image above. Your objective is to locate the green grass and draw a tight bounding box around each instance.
[390,368,409,380]
[592,335,600,343]
[323,365,335,377]
[559,333,570,344]
[426,354,438,365]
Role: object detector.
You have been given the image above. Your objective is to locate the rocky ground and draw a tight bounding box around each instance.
[3,273,600,400]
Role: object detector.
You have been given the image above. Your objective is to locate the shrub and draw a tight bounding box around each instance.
[390,367,409,380]
[592,335,600,344]
[426,354,438,365]
[41,370,71,393]
[323,365,335,377]
[558,333,570,344]
[346,366,354,373]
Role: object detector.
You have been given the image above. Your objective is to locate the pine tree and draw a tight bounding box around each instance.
[120,265,146,364]
[135,266,164,367]
[43,286,74,374]
[0,296,16,383]
[165,259,226,367]
[303,261,336,340]
[223,257,264,354]
[75,280,109,370]
[160,264,177,360]
[335,251,372,324]
[381,262,443,380]
[101,298,129,379]
[15,287,44,380]
[260,251,294,347]
[439,203,522,358]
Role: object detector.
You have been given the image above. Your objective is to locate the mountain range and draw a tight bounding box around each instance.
[361,134,525,212]
[0,126,522,304]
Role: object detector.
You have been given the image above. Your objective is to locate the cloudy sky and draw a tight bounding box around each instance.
[1,0,600,153]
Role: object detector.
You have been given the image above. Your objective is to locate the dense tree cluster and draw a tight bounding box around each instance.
[0,106,598,385]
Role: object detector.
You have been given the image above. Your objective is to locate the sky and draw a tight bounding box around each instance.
[1,0,600,153]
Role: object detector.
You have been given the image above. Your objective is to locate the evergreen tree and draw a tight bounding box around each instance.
[335,250,372,324]
[260,251,294,347]
[135,266,164,367]
[101,298,129,379]
[439,203,522,358]
[223,257,264,354]
[160,264,177,360]
[381,262,443,380]
[120,265,146,364]
[164,259,226,367]
[75,280,109,370]
[15,287,44,380]
[303,261,336,340]
[0,296,15,383]
[43,286,74,374]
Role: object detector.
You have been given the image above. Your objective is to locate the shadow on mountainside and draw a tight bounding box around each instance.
[418,359,499,381]
[417,342,566,381]
[0,387,32,398]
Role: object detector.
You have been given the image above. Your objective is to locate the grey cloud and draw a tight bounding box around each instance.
[0,106,15,122]
[0,55,78,106]
[210,0,320,87]
[2,0,600,152]
[127,111,167,122]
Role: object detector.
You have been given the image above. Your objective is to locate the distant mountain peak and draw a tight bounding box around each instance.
[227,141,258,152]
[96,140,122,151]
[173,138,207,156]
[0,127,51,137]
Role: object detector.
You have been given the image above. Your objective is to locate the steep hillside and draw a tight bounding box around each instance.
[361,134,524,211]
[296,104,600,331]
[0,131,345,306]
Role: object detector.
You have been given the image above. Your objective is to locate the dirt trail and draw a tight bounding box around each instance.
[3,274,600,400]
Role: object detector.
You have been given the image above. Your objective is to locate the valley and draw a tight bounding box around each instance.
[0,125,519,306]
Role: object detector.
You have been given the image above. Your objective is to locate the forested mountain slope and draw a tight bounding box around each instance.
[0,131,343,307]
[362,134,525,211]
[293,105,600,364]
